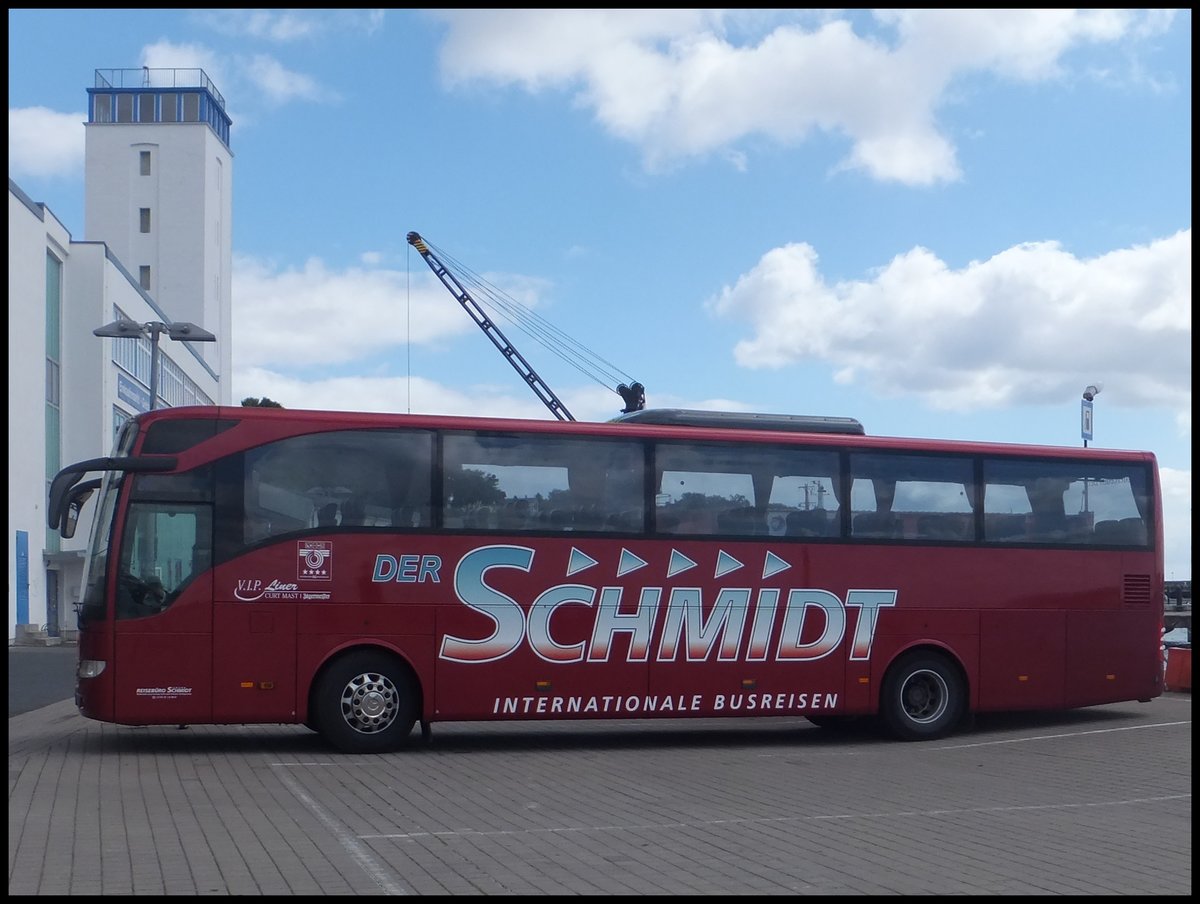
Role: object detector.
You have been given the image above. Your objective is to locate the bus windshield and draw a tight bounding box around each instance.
[77,421,140,626]
[77,469,122,626]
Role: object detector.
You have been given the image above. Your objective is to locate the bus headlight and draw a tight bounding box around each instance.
[78,660,106,679]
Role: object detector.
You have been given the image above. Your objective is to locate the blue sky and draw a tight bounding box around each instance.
[8,9,1191,579]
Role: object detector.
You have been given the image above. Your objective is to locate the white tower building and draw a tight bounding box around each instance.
[7,68,231,643]
[85,67,234,392]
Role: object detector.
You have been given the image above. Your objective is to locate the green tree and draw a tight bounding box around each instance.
[241,397,284,408]
[445,468,505,507]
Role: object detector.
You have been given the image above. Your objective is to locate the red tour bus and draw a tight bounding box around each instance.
[49,405,1164,753]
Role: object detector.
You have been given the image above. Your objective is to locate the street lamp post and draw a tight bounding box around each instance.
[93,319,216,410]
[1081,383,1102,514]
[1081,383,1102,449]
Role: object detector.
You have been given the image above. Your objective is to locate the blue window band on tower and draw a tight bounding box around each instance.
[87,68,231,149]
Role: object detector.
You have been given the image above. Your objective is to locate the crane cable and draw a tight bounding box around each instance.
[419,237,642,399]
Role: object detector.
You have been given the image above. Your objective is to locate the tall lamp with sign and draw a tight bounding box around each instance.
[1081,384,1102,448]
[1081,383,1102,515]
[93,319,217,410]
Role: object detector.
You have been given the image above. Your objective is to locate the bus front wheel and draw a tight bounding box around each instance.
[313,650,418,754]
[881,652,965,741]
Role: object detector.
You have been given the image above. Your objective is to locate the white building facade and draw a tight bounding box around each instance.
[7,68,233,643]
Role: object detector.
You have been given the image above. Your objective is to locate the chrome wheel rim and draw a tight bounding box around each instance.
[339,671,399,735]
[900,668,949,725]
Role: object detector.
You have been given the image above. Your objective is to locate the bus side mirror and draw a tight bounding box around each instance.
[60,479,101,539]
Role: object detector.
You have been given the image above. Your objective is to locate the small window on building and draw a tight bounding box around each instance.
[182,93,200,122]
[140,208,151,233]
[138,93,155,122]
[114,407,132,445]
[94,94,112,123]
[116,94,134,123]
[139,266,151,291]
[160,93,177,123]
[140,151,151,175]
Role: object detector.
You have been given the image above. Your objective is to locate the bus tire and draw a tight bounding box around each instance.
[881,651,965,741]
[313,650,418,754]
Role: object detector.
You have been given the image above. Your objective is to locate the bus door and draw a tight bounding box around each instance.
[209,456,299,724]
[211,544,299,724]
[111,493,214,725]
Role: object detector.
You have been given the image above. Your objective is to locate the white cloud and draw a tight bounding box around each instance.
[138,39,338,112]
[871,9,1146,80]
[7,108,85,179]
[9,11,1174,186]
[140,41,225,87]
[192,9,386,42]
[230,367,637,424]
[198,10,320,42]
[231,251,561,379]
[232,254,475,368]
[708,229,1191,418]
[232,367,551,419]
[242,54,338,105]
[432,9,1176,184]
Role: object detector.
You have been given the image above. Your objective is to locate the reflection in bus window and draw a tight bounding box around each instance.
[241,430,434,545]
[442,433,644,532]
[849,453,975,541]
[116,502,210,620]
[656,441,840,538]
[982,459,1151,546]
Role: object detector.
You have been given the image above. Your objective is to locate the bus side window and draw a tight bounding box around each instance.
[192,542,212,574]
[717,507,765,536]
[116,496,209,619]
[340,495,366,526]
[442,432,642,535]
[316,502,339,527]
[654,440,760,537]
[1093,517,1147,545]
[981,459,1150,547]
[982,477,1031,542]
[849,453,974,542]
[984,513,1027,541]
[853,511,897,538]
[767,468,840,539]
[1025,477,1072,542]
[850,475,896,538]
[785,508,833,537]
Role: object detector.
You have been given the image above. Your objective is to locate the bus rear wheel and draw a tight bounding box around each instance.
[881,652,965,741]
[313,650,418,754]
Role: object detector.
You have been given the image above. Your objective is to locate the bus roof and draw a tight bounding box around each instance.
[609,408,865,434]
[132,405,1157,464]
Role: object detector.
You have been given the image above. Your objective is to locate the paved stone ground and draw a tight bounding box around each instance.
[7,645,77,716]
[8,695,1192,895]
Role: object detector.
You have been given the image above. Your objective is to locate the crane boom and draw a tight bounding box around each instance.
[407,231,575,421]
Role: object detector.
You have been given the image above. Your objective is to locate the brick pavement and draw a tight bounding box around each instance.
[8,695,1192,895]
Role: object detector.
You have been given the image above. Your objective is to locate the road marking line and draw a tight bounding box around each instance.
[274,766,409,894]
[357,794,1191,841]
